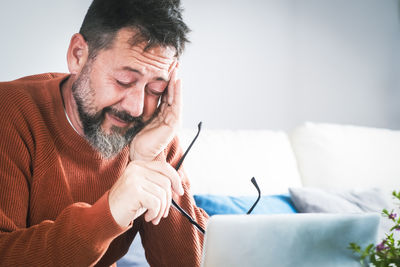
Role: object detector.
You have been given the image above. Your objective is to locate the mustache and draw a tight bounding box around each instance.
[103,106,143,124]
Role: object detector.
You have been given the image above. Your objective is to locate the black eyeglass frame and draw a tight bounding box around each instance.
[173,122,262,235]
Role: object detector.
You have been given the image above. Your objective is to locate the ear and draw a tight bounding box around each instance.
[66,33,89,75]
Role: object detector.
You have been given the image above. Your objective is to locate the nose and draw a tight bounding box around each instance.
[120,85,145,117]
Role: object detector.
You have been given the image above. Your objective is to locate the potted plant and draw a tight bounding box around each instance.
[349,191,400,266]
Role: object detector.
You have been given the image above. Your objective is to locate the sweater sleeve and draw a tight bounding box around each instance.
[139,136,209,267]
[0,87,129,266]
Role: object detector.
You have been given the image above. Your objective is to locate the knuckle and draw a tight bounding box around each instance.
[166,187,172,197]
[157,189,167,202]
[153,184,165,197]
[152,197,161,210]
[159,160,170,170]
[147,211,156,221]
[161,178,172,189]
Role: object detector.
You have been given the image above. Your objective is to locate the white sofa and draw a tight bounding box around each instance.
[179,122,400,196]
[118,122,400,266]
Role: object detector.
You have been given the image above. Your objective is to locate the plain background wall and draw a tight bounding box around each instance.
[0,0,399,130]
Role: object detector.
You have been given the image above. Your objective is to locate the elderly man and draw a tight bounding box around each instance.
[0,0,208,266]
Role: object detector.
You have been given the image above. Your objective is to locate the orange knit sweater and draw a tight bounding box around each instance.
[0,73,208,267]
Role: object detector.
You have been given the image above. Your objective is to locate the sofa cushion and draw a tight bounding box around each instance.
[289,187,392,213]
[178,128,302,195]
[289,187,395,241]
[290,122,400,189]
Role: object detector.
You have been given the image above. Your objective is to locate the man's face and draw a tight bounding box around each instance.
[72,28,176,158]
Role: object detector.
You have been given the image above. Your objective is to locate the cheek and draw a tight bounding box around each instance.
[95,91,119,112]
[87,64,124,110]
[91,80,123,110]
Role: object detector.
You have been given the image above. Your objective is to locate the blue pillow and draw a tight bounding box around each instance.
[194,194,297,216]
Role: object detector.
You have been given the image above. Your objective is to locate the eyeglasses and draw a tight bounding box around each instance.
[173,122,262,235]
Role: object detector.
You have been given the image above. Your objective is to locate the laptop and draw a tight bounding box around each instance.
[201,213,380,267]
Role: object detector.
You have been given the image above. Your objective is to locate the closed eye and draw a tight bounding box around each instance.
[116,80,134,88]
[146,81,167,96]
[146,88,164,97]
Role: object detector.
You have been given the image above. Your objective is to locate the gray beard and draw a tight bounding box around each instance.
[79,112,142,159]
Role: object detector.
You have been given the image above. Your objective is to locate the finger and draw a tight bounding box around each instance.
[141,179,168,225]
[133,206,147,220]
[163,196,171,218]
[142,170,172,219]
[172,79,182,119]
[139,178,172,225]
[161,78,182,127]
[159,92,168,109]
[167,66,178,105]
[136,161,178,221]
[123,163,170,223]
[137,160,184,196]
[160,95,168,115]
[168,59,178,74]
[137,188,161,223]
[147,172,172,218]
[162,179,171,218]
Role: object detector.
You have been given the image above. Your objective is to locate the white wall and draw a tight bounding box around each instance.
[181,0,400,130]
[0,0,90,78]
[0,0,399,130]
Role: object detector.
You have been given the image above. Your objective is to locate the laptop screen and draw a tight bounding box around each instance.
[201,213,379,267]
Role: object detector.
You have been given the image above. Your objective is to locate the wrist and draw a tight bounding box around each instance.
[108,189,133,227]
[130,148,166,162]
[130,150,153,162]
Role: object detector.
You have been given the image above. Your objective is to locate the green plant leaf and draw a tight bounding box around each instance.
[348,189,400,266]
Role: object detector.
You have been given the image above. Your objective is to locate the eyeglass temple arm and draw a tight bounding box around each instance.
[247,177,261,214]
[171,123,260,235]
[175,122,202,170]
[172,122,205,234]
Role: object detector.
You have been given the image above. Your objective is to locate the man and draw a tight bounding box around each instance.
[0,0,208,266]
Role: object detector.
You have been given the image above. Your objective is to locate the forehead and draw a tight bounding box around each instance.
[99,28,177,77]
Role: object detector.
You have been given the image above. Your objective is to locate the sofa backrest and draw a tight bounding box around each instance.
[178,128,302,196]
[290,122,400,190]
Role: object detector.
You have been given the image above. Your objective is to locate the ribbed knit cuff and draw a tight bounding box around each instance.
[85,191,131,246]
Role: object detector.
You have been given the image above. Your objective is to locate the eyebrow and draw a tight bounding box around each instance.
[121,66,168,82]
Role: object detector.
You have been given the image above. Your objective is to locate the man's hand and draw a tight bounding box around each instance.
[108,160,184,227]
[130,65,182,161]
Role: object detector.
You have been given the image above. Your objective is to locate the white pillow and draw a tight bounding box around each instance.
[178,128,302,196]
[290,122,400,190]
[289,187,397,241]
